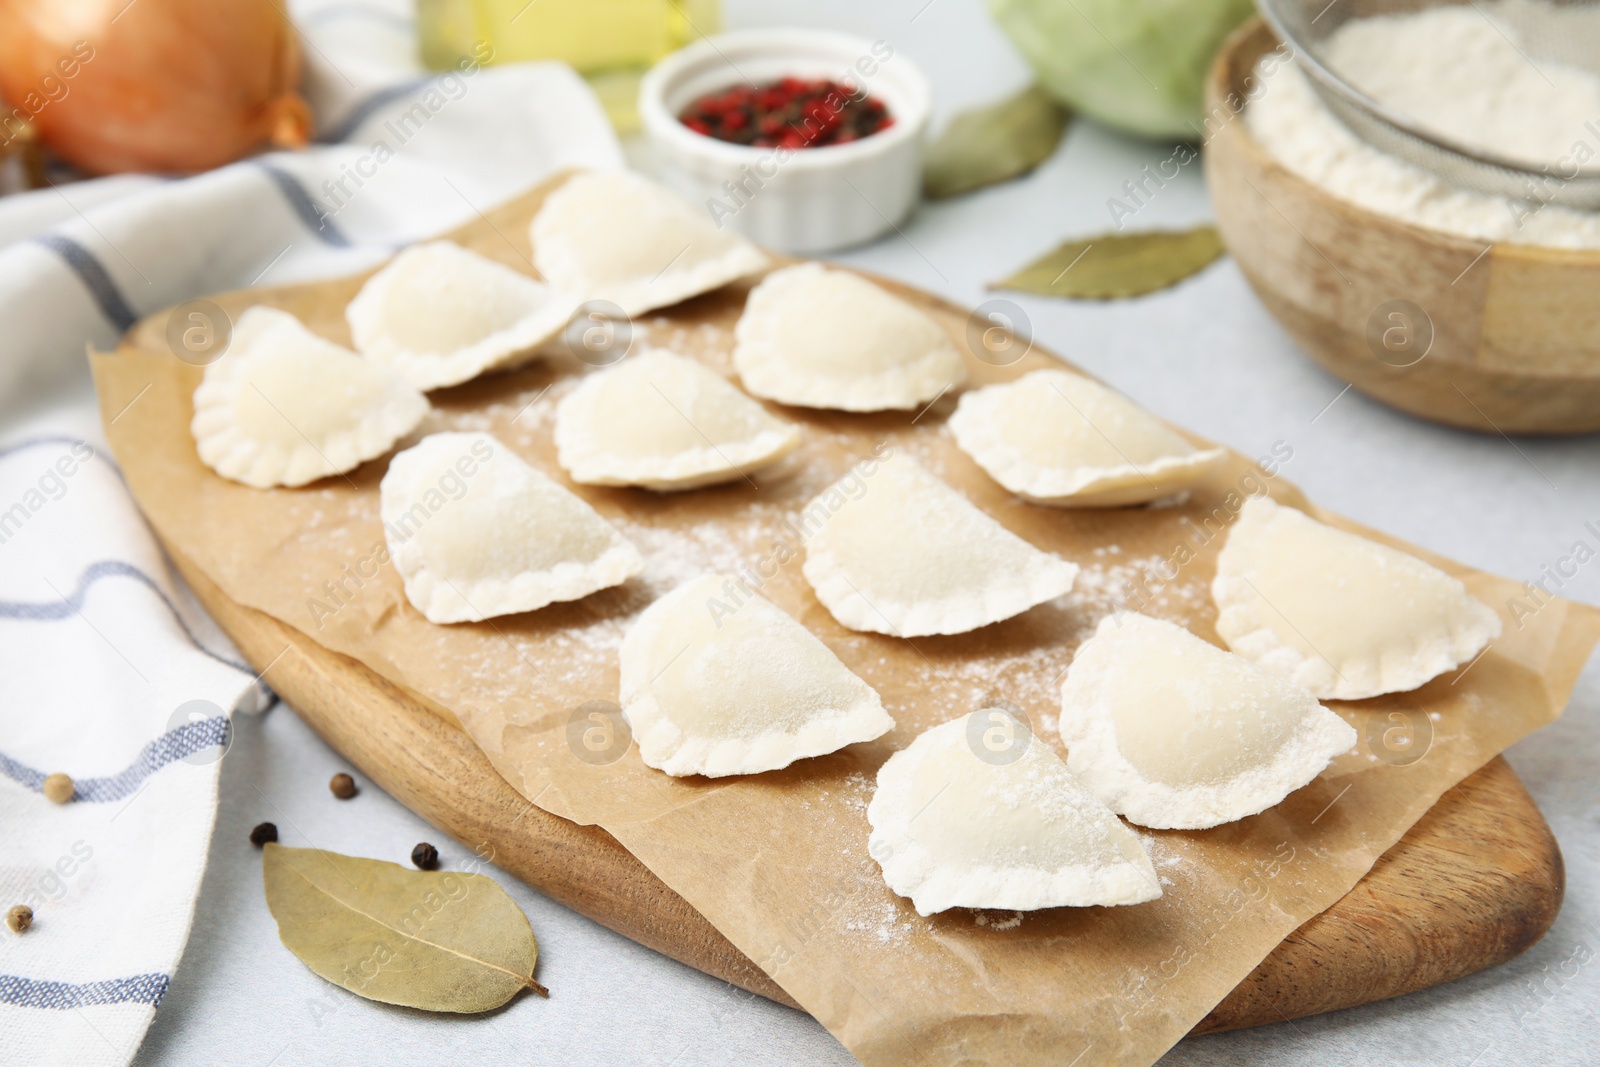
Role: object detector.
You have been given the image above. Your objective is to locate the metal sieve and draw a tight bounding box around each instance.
[1256,0,1600,209]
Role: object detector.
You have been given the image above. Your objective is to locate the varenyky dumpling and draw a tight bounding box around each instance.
[191,306,428,489]
[530,169,768,317]
[948,369,1226,506]
[868,715,1161,915]
[1213,496,1502,700]
[553,348,800,491]
[733,263,968,412]
[346,240,580,392]
[619,575,893,777]
[1058,613,1357,829]
[802,452,1077,637]
[381,432,642,623]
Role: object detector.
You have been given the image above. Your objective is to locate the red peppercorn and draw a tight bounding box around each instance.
[679,77,893,148]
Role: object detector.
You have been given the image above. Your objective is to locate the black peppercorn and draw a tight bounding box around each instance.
[249,822,278,847]
[329,773,357,799]
[411,842,440,871]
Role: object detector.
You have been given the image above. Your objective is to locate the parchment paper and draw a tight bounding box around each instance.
[92,178,1600,1067]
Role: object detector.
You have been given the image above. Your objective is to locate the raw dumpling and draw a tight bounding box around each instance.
[553,348,801,490]
[619,575,893,777]
[733,263,968,411]
[868,715,1160,915]
[948,369,1226,506]
[1212,496,1502,700]
[191,306,428,489]
[1058,613,1357,829]
[381,432,643,623]
[530,170,768,317]
[346,240,579,391]
[802,452,1077,636]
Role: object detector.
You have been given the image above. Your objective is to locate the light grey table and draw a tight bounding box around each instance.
[136,2,1600,1064]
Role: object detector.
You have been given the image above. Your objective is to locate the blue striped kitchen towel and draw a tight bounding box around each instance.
[0,3,622,1064]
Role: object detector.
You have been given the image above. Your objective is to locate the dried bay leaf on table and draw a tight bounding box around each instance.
[922,83,1071,199]
[263,843,548,1011]
[992,226,1226,299]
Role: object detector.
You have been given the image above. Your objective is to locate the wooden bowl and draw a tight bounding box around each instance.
[1205,19,1600,435]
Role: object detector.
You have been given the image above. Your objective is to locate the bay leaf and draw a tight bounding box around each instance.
[263,843,547,1011]
[922,83,1070,200]
[990,226,1225,299]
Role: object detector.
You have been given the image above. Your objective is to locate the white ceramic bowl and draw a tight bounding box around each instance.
[639,28,931,254]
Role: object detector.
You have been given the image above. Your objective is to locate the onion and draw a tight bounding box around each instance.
[0,0,311,175]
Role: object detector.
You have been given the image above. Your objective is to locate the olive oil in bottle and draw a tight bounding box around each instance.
[415,0,721,131]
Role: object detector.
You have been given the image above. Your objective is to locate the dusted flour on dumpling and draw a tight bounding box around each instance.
[1212,496,1502,700]
[868,715,1160,915]
[381,432,642,624]
[346,240,580,391]
[554,348,800,491]
[1058,613,1356,829]
[801,452,1077,637]
[191,306,428,489]
[530,170,768,316]
[949,369,1226,506]
[618,575,892,777]
[733,263,967,412]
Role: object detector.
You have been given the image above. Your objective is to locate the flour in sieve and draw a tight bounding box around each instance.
[1324,3,1600,169]
[1247,4,1600,249]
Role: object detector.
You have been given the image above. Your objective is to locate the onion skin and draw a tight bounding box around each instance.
[0,0,312,175]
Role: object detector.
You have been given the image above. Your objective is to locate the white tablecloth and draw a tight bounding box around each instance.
[5,1,1594,1065]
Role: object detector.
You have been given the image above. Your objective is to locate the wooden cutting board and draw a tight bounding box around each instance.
[103,173,1575,1049]
[169,546,1564,1035]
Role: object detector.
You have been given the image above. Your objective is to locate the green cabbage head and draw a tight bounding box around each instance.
[990,0,1255,140]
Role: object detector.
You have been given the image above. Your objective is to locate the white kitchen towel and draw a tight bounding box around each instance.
[0,3,623,1065]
